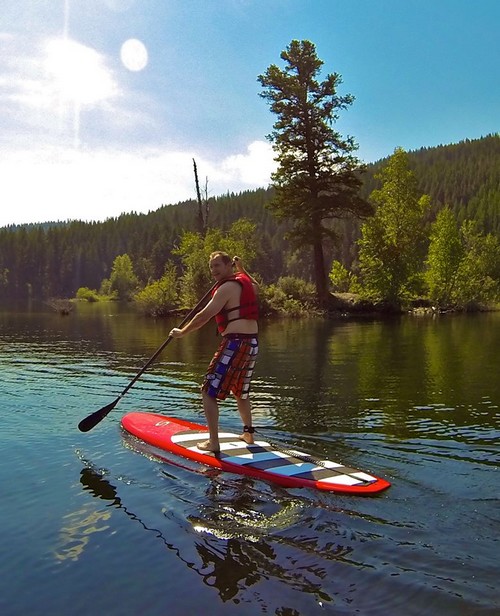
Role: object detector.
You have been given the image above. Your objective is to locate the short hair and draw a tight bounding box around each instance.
[209,251,232,264]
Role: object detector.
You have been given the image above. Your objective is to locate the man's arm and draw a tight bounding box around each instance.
[169,283,235,338]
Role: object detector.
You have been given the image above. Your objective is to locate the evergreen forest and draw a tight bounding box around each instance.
[1,134,499,309]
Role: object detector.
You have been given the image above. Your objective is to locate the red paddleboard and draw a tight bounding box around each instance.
[121,412,391,495]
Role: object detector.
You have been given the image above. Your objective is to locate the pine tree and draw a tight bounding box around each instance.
[258,39,371,305]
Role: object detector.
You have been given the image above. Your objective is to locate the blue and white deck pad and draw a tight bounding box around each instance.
[171,430,378,487]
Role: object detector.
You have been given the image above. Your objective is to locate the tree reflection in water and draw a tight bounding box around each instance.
[79,465,347,611]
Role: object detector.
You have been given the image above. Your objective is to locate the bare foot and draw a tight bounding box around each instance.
[238,432,254,445]
[197,439,220,453]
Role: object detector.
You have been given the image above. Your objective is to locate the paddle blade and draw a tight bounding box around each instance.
[78,398,119,432]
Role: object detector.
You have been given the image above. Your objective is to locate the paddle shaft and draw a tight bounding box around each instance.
[78,283,216,431]
[118,285,217,396]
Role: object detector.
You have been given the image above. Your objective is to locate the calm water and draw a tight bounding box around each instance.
[0,301,498,615]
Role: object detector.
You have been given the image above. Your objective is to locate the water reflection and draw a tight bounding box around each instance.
[76,466,205,574]
[54,502,112,563]
[256,314,500,445]
[5,301,498,447]
[77,464,336,611]
[2,304,499,615]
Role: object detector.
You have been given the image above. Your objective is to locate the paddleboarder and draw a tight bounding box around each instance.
[169,251,259,453]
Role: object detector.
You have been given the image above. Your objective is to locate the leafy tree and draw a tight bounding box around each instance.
[426,210,500,309]
[99,278,113,296]
[328,259,361,293]
[135,257,156,286]
[174,230,215,306]
[173,219,259,306]
[453,220,500,308]
[425,207,464,306]
[109,254,139,300]
[358,148,431,305]
[134,262,178,317]
[258,39,371,305]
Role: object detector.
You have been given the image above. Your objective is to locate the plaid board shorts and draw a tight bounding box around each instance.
[202,334,258,400]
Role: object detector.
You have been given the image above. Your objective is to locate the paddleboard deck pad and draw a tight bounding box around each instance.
[121,412,391,495]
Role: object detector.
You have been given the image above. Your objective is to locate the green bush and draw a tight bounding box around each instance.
[134,264,178,317]
[275,276,316,302]
[260,276,317,316]
[76,287,100,302]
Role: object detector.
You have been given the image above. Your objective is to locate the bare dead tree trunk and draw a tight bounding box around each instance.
[193,158,210,236]
[193,159,204,235]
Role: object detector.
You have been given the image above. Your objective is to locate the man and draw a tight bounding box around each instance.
[169,251,259,453]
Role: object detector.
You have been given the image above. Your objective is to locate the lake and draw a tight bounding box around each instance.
[0,301,498,615]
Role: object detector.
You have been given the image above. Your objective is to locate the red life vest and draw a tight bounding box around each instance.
[212,272,258,334]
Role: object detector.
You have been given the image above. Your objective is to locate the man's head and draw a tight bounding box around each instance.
[209,251,234,281]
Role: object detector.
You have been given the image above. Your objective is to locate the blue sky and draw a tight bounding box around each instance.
[1,0,498,227]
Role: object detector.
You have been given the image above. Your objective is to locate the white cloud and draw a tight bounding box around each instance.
[0,32,276,227]
[0,142,276,227]
[220,140,276,186]
[0,147,188,225]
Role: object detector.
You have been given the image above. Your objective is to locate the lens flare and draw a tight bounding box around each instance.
[120,39,148,72]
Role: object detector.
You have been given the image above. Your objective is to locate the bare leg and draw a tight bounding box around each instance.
[236,396,254,444]
[198,391,220,452]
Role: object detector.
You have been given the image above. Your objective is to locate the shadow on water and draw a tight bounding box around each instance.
[79,467,200,571]
[78,464,336,614]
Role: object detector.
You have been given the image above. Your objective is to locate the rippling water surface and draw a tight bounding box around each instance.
[0,302,498,615]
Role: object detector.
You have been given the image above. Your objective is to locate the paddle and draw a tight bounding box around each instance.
[78,283,216,432]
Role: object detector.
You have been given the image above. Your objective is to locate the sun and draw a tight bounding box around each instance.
[120,38,149,72]
[45,37,117,106]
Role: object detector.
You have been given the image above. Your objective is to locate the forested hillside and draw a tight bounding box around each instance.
[362,134,500,232]
[1,134,499,300]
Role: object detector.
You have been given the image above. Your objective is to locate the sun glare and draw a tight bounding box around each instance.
[45,38,116,105]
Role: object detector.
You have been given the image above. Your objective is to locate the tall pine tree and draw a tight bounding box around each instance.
[258,39,371,305]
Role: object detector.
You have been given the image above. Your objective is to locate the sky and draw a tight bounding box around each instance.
[1,0,498,227]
